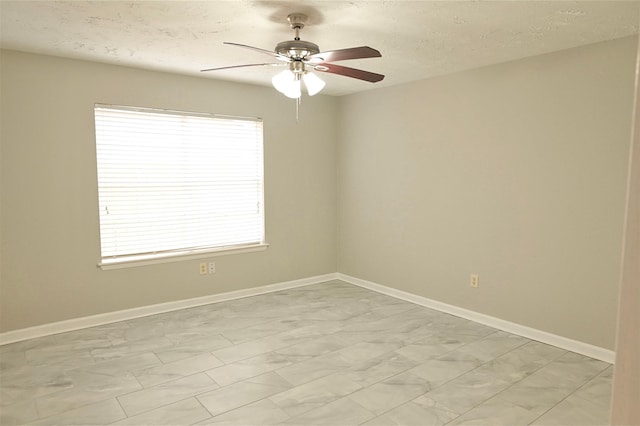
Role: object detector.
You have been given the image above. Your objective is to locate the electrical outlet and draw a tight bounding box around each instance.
[470,274,479,288]
[208,262,216,274]
[199,262,207,275]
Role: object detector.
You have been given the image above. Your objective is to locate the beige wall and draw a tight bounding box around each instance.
[337,36,637,350]
[0,50,338,332]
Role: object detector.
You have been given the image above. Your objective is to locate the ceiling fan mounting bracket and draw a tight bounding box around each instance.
[287,13,308,30]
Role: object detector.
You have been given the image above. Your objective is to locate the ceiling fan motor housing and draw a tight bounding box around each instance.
[276,40,320,60]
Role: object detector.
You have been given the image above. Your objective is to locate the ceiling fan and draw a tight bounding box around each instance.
[201,13,385,99]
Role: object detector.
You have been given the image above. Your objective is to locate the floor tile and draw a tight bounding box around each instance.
[531,393,611,425]
[424,368,512,414]
[348,371,432,415]
[0,399,39,425]
[244,369,293,388]
[117,373,217,416]
[153,334,233,364]
[80,352,161,377]
[454,331,530,362]
[283,396,376,425]
[539,351,609,387]
[337,341,403,364]
[363,397,459,425]
[0,350,27,372]
[28,398,126,425]
[269,372,363,417]
[1,365,76,406]
[394,337,465,363]
[407,355,479,388]
[447,396,538,425]
[472,341,565,384]
[273,334,348,358]
[496,372,576,415]
[197,372,291,417]
[497,351,610,416]
[196,398,290,425]
[112,397,212,425]
[34,374,141,418]
[206,352,296,387]
[220,318,323,344]
[573,374,613,405]
[134,353,223,388]
[90,336,175,362]
[274,351,353,386]
[25,348,96,370]
[211,329,310,364]
[342,351,418,388]
[599,364,614,378]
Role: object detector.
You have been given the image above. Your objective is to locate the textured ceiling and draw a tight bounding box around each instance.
[1,1,638,96]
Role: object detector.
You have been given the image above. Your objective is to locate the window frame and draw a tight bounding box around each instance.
[94,104,268,270]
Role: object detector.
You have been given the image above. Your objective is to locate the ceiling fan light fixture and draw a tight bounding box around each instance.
[303,71,325,96]
[273,68,324,99]
[272,69,294,93]
[284,79,302,99]
[272,70,302,98]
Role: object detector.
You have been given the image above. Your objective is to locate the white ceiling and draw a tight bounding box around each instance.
[1,1,638,96]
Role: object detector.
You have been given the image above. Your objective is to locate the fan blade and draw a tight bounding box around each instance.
[201,63,282,72]
[223,42,289,62]
[307,46,381,63]
[312,63,384,83]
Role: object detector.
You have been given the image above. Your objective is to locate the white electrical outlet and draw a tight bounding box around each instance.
[470,274,479,288]
[199,263,207,275]
[208,262,216,274]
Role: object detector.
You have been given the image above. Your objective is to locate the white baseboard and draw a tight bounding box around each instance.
[1,272,615,364]
[337,273,615,364]
[0,273,338,346]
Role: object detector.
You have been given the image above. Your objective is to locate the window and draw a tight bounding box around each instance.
[94,104,265,268]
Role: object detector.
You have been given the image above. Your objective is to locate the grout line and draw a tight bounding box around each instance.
[193,394,217,420]
[114,396,128,421]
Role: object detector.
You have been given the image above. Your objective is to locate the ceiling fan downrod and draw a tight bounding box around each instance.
[287,13,307,40]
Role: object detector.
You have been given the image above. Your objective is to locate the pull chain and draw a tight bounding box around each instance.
[296,96,300,122]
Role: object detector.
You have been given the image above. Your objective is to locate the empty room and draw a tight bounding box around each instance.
[1,1,639,425]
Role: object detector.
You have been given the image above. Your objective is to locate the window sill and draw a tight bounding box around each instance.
[98,243,269,270]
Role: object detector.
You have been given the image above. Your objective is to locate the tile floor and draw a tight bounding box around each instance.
[0,281,612,425]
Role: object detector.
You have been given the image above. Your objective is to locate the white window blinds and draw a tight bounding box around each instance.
[94,104,264,264]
